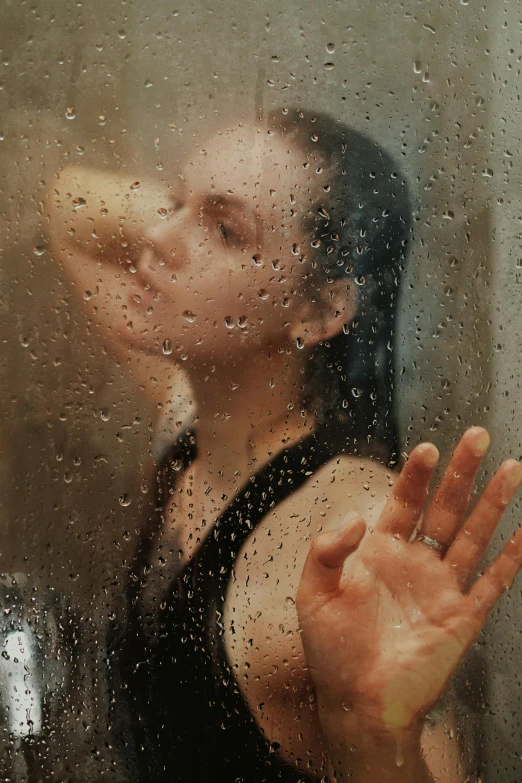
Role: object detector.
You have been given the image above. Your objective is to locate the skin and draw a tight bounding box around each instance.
[46,122,522,781]
[46,167,194,443]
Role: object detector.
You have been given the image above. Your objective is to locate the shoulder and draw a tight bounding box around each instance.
[279,452,395,538]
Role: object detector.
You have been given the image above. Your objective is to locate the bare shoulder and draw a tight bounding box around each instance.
[281,452,395,540]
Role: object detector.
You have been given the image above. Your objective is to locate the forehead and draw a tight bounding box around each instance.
[183,124,325,213]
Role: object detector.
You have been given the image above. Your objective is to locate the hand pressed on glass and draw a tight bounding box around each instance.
[297,426,522,775]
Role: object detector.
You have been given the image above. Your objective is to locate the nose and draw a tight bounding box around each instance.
[142,202,188,270]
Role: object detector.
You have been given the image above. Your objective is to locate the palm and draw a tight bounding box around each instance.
[297,428,522,732]
[305,532,476,727]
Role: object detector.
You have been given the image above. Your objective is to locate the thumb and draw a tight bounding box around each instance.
[299,515,366,597]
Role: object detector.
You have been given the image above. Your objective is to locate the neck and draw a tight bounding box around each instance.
[182,347,316,489]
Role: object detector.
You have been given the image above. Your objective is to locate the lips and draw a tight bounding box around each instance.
[129,250,159,303]
[132,273,156,298]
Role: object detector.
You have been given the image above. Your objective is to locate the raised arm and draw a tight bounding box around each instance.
[297,427,522,781]
[46,166,193,439]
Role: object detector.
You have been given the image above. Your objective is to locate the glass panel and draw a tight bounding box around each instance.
[0,1,520,780]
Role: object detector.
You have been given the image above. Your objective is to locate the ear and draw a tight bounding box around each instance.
[289,278,357,349]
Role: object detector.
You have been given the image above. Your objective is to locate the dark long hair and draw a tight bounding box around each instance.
[267,108,412,464]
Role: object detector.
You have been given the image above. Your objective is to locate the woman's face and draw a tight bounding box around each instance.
[126,123,328,362]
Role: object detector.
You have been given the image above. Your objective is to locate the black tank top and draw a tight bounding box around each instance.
[115,426,342,782]
[111,427,487,782]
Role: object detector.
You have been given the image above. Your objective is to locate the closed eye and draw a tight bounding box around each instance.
[217,221,236,244]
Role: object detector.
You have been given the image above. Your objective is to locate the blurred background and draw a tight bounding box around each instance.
[0,0,520,779]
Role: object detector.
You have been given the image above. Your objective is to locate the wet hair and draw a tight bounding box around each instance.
[266,108,412,464]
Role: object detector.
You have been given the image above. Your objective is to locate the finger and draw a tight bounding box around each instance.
[420,427,490,546]
[446,459,522,586]
[465,523,522,622]
[298,516,366,597]
[379,442,439,537]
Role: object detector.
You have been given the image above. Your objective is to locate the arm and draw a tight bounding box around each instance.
[319,714,431,782]
[45,166,193,436]
[297,427,522,781]
[320,698,466,782]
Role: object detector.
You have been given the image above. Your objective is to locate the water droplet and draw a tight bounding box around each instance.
[296,336,304,349]
[252,253,263,266]
[413,60,422,74]
[258,289,269,300]
[32,245,46,256]
[119,494,132,507]
[76,145,85,155]
[98,115,106,125]
[65,106,76,120]
[162,339,173,355]
[351,388,361,398]
[482,168,493,178]
[144,79,153,88]
[326,42,336,53]
[84,290,92,301]
[224,316,235,329]
[118,29,126,39]
[130,181,141,190]
[72,197,86,210]
[394,733,404,767]
[324,62,335,71]
[182,310,196,323]
[100,409,110,422]
[237,316,247,328]
[157,207,168,218]
[69,573,80,582]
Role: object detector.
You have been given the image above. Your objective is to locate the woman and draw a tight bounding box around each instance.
[48,109,522,782]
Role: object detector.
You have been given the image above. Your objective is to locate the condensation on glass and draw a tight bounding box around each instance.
[0,1,520,781]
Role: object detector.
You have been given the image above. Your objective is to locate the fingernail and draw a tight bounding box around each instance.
[335,515,364,541]
[422,444,439,469]
[508,462,522,488]
[473,431,490,457]
[502,462,522,504]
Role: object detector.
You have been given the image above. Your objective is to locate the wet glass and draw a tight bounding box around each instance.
[1,1,521,781]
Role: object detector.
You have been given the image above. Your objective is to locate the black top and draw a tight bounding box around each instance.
[110,427,487,782]
[114,427,340,782]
